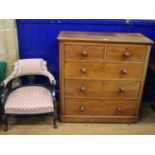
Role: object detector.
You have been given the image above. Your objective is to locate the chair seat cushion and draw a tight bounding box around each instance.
[5,86,54,114]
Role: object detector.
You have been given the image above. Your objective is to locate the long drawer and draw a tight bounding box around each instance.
[65,62,144,80]
[65,99,137,116]
[65,79,141,99]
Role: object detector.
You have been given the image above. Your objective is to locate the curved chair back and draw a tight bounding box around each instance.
[2,59,56,87]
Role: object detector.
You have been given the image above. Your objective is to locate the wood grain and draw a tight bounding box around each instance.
[60,115,139,123]
[58,31,153,45]
[135,46,152,115]
[65,62,144,80]
[64,99,137,116]
[59,42,65,114]
[65,44,105,61]
[58,31,153,123]
[65,79,141,99]
[106,45,147,62]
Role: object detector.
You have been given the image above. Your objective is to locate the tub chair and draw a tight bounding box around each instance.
[0,58,58,131]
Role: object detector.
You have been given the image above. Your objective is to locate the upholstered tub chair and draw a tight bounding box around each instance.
[0,58,58,131]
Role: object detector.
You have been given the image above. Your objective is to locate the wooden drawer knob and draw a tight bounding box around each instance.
[117,107,122,112]
[121,69,128,75]
[81,51,88,57]
[119,87,126,93]
[80,86,86,91]
[80,106,85,112]
[124,51,130,57]
[81,67,87,73]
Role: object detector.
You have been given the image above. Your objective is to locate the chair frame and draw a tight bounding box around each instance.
[0,74,58,131]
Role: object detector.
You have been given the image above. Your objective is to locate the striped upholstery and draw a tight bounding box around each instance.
[3,58,56,86]
[5,86,54,114]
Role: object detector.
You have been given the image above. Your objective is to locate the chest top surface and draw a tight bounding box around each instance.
[58,31,153,45]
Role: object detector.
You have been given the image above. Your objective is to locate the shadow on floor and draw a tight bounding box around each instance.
[0,104,155,135]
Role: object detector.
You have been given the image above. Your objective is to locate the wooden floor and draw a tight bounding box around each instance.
[0,104,155,135]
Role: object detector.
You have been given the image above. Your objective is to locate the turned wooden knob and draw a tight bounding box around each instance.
[81,51,88,57]
[80,86,86,91]
[117,107,122,112]
[121,69,128,75]
[81,67,87,73]
[119,87,126,93]
[80,106,85,112]
[124,51,130,57]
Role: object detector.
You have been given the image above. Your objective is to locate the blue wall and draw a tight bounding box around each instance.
[16,19,155,102]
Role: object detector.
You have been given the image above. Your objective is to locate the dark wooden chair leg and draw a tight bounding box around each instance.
[53,113,58,129]
[53,118,57,129]
[151,105,155,112]
[3,114,8,131]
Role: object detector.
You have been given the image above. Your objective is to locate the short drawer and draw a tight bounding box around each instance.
[65,79,141,99]
[106,45,146,62]
[65,62,144,80]
[64,44,105,61]
[65,99,137,116]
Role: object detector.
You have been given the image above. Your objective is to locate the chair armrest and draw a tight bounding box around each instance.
[48,68,57,108]
[50,84,57,111]
[47,67,56,85]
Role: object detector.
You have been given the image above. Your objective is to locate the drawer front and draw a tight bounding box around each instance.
[64,44,105,61]
[65,99,137,116]
[65,62,144,80]
[106,46,146,62]
[65,80,140,99]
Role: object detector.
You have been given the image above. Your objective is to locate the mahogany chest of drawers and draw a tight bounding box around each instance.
[58,31,153,123]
